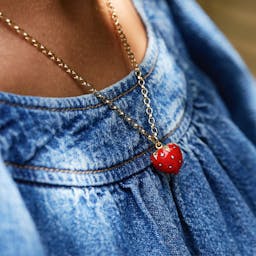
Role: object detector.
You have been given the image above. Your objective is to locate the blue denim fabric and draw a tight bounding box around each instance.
[0,0,256,255]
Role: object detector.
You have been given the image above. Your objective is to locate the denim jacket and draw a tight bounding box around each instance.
[0,0,256,255]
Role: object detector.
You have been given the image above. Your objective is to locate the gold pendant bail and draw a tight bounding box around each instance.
[155,141,163,150]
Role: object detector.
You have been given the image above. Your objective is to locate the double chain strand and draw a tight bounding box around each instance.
[0,1,163,149]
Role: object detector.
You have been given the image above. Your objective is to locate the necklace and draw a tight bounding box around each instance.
[0,1,183,174]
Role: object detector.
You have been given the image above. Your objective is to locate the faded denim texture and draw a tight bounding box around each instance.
[0,0,256,255]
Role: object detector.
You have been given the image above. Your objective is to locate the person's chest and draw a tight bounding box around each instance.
[0,0,147,97]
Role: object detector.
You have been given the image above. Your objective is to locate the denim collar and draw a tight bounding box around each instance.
[0,0,192,186]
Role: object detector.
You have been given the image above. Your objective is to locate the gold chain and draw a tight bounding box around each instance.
[0,1,163,149]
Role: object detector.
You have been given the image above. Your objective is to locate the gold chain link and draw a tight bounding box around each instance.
[0,1,163,149]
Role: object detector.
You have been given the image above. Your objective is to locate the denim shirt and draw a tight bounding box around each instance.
[0,0,256,255]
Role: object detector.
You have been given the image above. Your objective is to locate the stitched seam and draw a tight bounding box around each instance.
[4,107,187,175]
[0,47,159,112]
[13,167,148,188]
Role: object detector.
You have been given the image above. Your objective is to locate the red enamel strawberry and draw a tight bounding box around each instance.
[150,143,183,174]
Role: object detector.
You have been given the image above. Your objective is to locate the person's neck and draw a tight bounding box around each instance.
[0,0,107,24]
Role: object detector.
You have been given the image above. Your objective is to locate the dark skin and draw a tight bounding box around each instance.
[0,0,147,97]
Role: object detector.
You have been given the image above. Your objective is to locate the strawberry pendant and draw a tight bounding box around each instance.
[150,143,183,174]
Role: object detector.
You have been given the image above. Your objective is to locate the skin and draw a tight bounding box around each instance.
[0,0,147,97]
